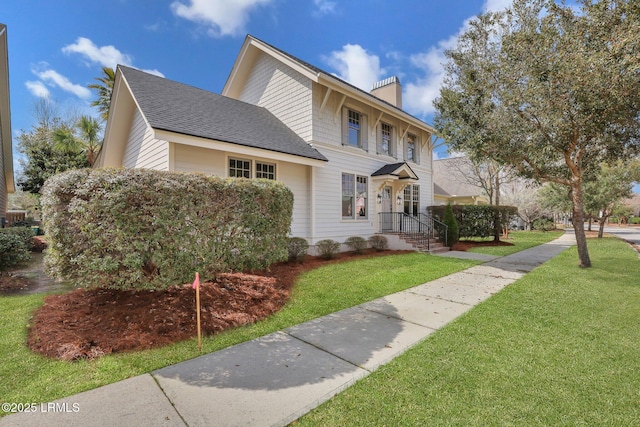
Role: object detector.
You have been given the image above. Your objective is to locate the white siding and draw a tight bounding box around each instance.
[238,54,313,142]
[174,144,225,175]
[122,109,169,170]
[173,144,312,239]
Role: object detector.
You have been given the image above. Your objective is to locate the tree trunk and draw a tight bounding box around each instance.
[598,216,607,238]
[570,183,592,268]
[493,173,501,242]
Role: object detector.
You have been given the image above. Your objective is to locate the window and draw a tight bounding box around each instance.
[342,173,368,219]
[348,110,361,147]
[403,185,420,216]
[406,133,417,162]
[342,107,368,150]
[379,122,393,156]
[229,158,276,179]
[256,162,276,180]
[229,158,251,178]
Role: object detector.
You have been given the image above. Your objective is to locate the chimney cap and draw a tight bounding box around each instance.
[371,76,401,91]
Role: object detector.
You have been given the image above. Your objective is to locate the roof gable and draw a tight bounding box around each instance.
[224,35,435,134]
[118,65,327,162]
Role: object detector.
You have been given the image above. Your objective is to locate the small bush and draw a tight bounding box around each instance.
[0,230,31,270]
[368,235,388,251]
[3,227,35,251]
[316,239,340,259]
[533,217,556,232]
[630,217,640,225]
[443,204,459,246]
[345,236,367,254]
[288,237,309,263]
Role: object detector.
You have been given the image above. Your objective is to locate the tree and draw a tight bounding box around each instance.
[53,115,103,166]
[583,160,640,237]
[501,179,545,230]
[443,204,459,246]
[17,101,89,194]
[434,0,640,267]
[88,66,115,122]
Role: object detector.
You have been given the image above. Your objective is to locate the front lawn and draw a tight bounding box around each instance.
[297,237,640,426]
[0,252,478,414]
[466,230,564,256]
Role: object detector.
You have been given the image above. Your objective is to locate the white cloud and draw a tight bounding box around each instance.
[325,44,384,91]
[62,37,165,77]
[25,80,50,98]
[62,37,132,69]
[483,0,513,13]
[313,0,336,16]
[32,67,92,99]
[171,0,273,37]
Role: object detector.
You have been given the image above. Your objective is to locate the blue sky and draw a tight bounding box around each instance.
[3,0,512,174]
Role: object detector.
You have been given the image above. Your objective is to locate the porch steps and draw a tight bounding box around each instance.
[392,233,449,254]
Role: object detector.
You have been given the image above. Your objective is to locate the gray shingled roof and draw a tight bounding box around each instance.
[433,157,486,197]
[371,162,418,179]
[119,65,327,162]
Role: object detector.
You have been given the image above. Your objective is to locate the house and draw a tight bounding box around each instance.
[96,35,438,251]
[433,157,490,205]
[0,23,15,226]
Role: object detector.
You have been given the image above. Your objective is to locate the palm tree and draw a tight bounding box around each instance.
[88,67,115,122]
[53,116,103,166]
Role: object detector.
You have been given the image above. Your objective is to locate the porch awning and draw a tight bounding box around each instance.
[371,162,419,180]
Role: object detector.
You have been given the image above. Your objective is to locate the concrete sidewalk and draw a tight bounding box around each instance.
[1,233,576,427]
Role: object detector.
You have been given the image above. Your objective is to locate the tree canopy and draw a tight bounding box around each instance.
[434,0,640,267]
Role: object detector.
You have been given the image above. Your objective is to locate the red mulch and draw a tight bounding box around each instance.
[26,250,410,361]
[451,239,514,251]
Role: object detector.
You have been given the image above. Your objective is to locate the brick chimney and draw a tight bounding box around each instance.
[371,76,402,109]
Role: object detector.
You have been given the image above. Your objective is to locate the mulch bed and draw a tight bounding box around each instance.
[25,250,411,361]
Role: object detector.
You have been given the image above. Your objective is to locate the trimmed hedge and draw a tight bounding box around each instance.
[288,237,309,263]
[41,168,294,290]
[0,228,32,270]
[316,239,340,259]
[368,235,388,251]
[429,204,517,240]
[345,236,367,254]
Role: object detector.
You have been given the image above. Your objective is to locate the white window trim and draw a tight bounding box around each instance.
[341,172,369,221]
[228,156,277,180]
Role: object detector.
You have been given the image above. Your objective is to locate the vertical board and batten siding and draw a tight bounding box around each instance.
[238,53,313,142]
[173,144,311,238]
[122,109,169,170]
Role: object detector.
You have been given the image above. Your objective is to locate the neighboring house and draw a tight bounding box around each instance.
[433,157,490,205]
[97,35,437,250]
[0,23,15,226]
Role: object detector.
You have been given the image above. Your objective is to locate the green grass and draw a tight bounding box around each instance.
[465,230,564,256]
[297,237,640,426]
[0,252,478,415]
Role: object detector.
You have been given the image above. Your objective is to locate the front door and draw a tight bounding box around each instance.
[381,186,393,232]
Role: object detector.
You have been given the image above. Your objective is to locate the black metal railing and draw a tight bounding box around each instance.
[378,212,448,250]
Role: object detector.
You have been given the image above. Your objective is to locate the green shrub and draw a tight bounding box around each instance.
[368,235,389,251]
[443,204,459,246]
[429,204,517,240]
[288,237,309,263]
[0,230,31,270]
[40,168,294,290]
[532,217,556,231]
[3,227,35,251]
[630,217,640,225]
[316,239,340,259]
[345,236,367,254]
